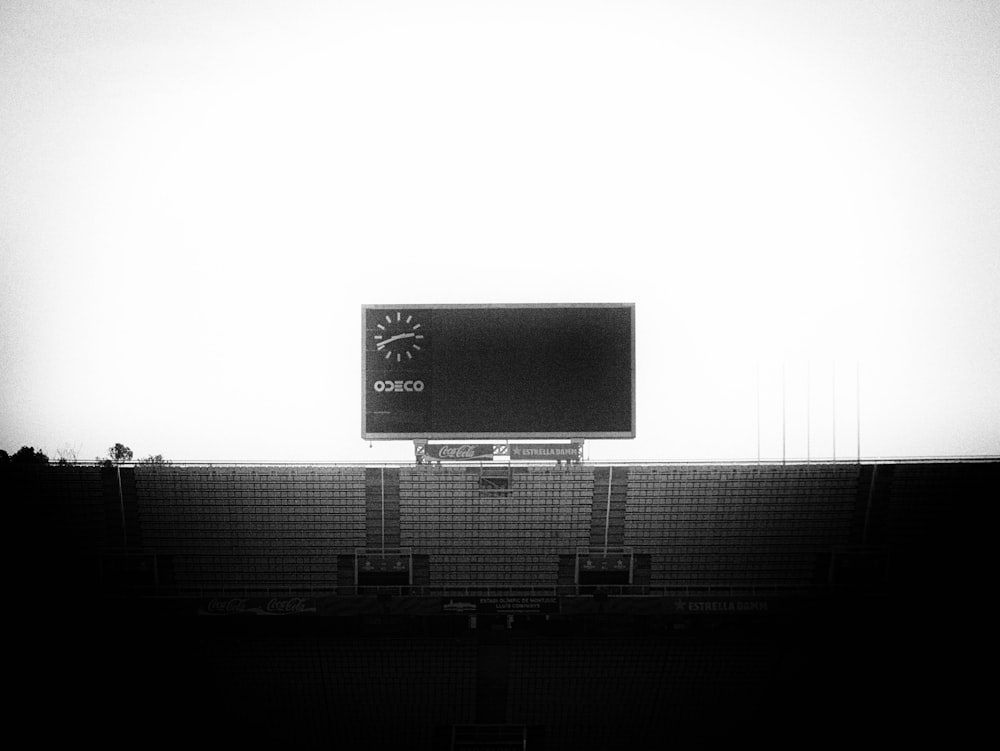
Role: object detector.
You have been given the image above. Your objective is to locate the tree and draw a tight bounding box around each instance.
[9,446,49,465]
[55,444,80,464]
[107,443,133,465]
[138,454,171,466]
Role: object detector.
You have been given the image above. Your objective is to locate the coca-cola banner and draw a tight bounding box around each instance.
[197,597,317,616]
[423,444,495,461]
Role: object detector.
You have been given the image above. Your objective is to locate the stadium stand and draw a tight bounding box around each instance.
[884,462,989,588]
[134,466,366,594]
[399,466,592,588]
[507,631,782,745]
[626,465,859,589]
[30,464,108,552]
[201,633,477,748]
[9,459,995,749]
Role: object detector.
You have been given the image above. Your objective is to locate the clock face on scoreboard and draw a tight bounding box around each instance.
[372,311,426,364]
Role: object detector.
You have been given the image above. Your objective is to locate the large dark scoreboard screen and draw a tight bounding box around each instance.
[362,303,635,440]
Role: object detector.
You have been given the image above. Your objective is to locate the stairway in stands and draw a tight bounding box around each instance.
[590,466,628,552]
[365,466,401,550]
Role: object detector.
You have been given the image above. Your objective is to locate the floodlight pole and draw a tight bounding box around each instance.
[755,364,760,468]
[781,362,786,466]
[832,360,837,462]
[856,361,861,464]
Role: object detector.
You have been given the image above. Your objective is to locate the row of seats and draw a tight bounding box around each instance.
[28,468,108,548]
[405,468,581,589]
[135,465,855,589]
[208,636,477,749]
[398,469,592,589]
[142,512,363,523]
[144,493,362,501]
[171,555,337,591]
[142,537,358,550]
[11,462,990,597]
[136,469,366,566]
[628,508,852,520]
[431,555,560,583]
[507,635,779,746]
[189,632,800,748]
[626,467,857,587]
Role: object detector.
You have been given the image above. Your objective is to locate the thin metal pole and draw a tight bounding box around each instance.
[380,466,385,554]
[604,466,613,555]
[117,464,128,551]
[756,364,761,467]
[781,361,786,466]
[832,360,837,463]
[856,361,861,464]
[806,360,811,464]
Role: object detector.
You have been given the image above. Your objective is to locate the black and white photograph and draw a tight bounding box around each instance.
[3,1,998,748]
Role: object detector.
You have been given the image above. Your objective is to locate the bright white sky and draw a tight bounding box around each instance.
[2,0,998,464]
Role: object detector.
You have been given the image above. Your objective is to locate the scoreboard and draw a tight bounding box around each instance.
[362,303,635,440]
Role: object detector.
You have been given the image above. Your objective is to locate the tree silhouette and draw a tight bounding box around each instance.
[108,443,133,465]
[55,444,79,464]
[7,446,49,465]
[138,454,171,465]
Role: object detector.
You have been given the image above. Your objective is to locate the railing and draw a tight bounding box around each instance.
[104,582,844,598]
[49,455,1000,468]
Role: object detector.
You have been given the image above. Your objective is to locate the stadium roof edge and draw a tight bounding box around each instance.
[44,455,1000,468]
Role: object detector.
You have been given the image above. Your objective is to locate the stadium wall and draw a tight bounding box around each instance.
[10,460,994,599]
[13,460,994,748]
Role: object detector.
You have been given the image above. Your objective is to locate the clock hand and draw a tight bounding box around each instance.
[376,332,416,349]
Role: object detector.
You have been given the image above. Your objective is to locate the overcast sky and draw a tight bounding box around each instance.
[2,0,998,464]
